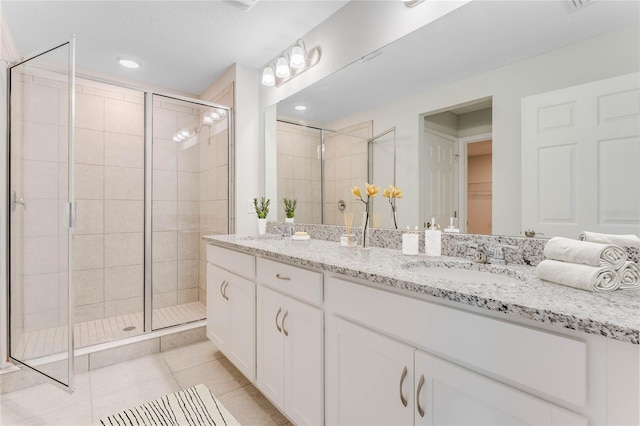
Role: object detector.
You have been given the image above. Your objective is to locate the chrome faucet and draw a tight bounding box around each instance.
[274,223,294,237]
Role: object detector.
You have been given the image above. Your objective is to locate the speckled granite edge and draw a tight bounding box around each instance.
[204,234,640,344]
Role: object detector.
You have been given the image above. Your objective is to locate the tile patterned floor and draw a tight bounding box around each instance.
[11,302,206,360]
[0,340,290,426]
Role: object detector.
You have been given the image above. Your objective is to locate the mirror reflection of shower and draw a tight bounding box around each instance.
[172,108,227,146]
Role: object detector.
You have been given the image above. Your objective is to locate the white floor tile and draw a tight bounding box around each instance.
[20,400,93,426]
[91,374,180,422]
[89,353,171,397]
[161,340,223,373]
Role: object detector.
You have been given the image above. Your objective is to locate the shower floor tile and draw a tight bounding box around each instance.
[11,302,206,361]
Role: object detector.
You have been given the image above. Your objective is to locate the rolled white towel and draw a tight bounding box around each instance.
[537,259,620,292]
[618,261,640,290]
[579,231,640,249]
[544,236,627,269]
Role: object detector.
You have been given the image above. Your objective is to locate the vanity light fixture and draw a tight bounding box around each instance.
[261,39,321,87]
[173,109,227,143]
[404,0,425,7]
[117,57,140,69]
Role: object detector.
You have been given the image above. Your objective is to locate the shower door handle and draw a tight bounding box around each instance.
[12,191,27,211]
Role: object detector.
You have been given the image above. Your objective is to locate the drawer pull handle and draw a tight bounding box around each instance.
[276,273,291,281]
[275,307,282,333]
[399,366,408,407]
[219,280,226,300]
[282,310,289,336]
[416,374,425,417]
[222,282,229,300]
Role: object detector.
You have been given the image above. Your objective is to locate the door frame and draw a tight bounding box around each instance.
[458,132,492,234]
[6,37,76,392]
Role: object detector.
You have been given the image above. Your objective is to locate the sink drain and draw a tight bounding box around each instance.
[122,326,136,331]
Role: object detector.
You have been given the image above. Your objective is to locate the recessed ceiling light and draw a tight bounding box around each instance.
[294,105,308,111]
[118,58,140,69]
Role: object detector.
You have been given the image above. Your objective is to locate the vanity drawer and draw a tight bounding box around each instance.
[326,276,587,408]
[207,245,255,280]
[257,257,323,305]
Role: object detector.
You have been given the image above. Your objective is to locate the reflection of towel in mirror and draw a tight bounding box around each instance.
[579,231,640,249]
[544,236,627,269]
[618,261,640,290]
[536,259,620,292]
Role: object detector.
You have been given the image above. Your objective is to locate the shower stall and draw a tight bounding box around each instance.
[6,39,231,390]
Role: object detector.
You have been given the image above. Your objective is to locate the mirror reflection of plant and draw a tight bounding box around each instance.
[283,197,297,219]
[383,185,403,229]
[352,183,380,247]
[253,197,270,219]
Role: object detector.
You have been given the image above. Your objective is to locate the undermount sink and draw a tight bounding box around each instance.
[401,260,527,285]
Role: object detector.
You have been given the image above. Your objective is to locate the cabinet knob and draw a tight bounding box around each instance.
[275,307,282,333]
[416,374,426,418]
[399,366,408,407]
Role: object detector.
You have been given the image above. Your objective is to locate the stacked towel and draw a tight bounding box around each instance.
[579,231,640,249]
[618,261,640,290]
[538,236,629,292]
[543,237,627,269]
[536,260,620,292]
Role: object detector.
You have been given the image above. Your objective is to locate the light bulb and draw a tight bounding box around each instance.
[203,115,213,125]
[180,128,190,138]
[210,112,220,121]
[290,45,305,69]
[261,66,275,86]
[215,108,226,116]
[275,56,290,78]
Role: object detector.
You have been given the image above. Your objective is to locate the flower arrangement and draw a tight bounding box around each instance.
[283,197,297,219]
[382,185,403,229]
[352,182,380,247]
[253,197,270,219]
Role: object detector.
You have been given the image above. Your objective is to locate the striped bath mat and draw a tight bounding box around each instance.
[96,384,240,425]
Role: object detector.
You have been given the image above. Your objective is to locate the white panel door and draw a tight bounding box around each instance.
[284,297,323,426]
[256,285,285,408]
[522,72,640,238]
[227,274,256,382]
[425,129,458,228]
[206,264,229,349]
[327,317,414,426]
[414,350,588,426]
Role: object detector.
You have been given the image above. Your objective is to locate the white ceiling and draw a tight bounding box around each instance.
[1,0,349,95]
[277,0,639,125]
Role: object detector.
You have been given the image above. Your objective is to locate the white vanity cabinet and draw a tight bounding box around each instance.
[256,258,324,426]
[326,276,589,426]
[206,246,256,381]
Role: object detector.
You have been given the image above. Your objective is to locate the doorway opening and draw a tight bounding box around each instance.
[420,97,492,234]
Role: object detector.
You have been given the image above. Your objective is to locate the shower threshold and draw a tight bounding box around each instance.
[11,302,206,361]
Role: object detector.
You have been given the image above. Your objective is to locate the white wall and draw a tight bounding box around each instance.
[324,24,639,236]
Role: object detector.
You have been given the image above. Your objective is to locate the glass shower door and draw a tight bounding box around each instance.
[8,38,76,391]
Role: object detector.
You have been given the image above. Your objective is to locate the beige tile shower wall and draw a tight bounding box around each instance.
[323,121,371,226]
[152,99,202,311]
[276,122,322,224]
[199,83,232,304]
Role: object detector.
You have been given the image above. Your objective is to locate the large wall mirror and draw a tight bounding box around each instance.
[266,0,640,238]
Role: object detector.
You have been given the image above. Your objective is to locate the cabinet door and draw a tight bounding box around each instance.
[227,274,256,381]
[284,297,323,426]
[206,264,229,349]
[327,317,414,426]
[414,350,588,426]
[256,285,285,408]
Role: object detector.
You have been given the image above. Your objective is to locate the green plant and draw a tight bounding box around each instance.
[283,197,297,218]
[253,197,270,219]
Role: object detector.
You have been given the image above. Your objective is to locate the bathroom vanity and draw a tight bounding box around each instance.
[203,234,640,425]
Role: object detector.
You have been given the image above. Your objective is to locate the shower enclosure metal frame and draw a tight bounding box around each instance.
[5,47,234,391]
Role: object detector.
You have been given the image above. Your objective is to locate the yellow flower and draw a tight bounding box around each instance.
[383,185,403,199]
[351,186,361,197]
[365,182,380,197]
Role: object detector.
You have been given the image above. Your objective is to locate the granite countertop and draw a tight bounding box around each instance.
[203,234,640,344]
